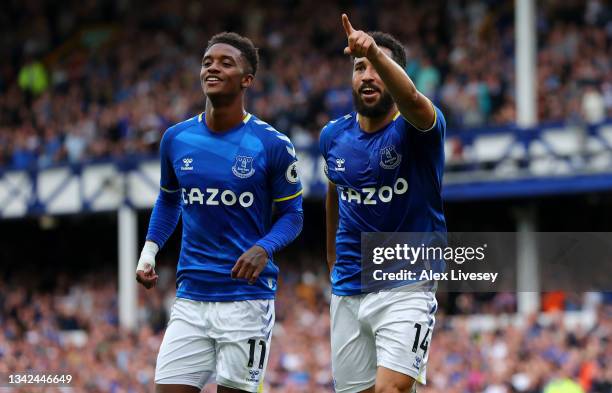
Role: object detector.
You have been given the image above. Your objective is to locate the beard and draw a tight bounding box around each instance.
[352,89,395,118]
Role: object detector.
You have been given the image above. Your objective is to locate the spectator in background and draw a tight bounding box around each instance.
[11,125,38,169]
[38,125,64,168]
[582,85,606,125]
[416,57,440,99]
[64,125,87,163]
[17,55,49,99]
[544,364,586,393]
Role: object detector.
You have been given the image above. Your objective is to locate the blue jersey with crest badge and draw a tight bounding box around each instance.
[159,113,302,301]
[320,107,447,296]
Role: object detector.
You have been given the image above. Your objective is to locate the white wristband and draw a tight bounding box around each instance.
[137,241,159,271]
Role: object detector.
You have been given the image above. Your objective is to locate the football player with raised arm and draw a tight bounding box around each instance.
[320,15,446,393]
[136,32,303,393]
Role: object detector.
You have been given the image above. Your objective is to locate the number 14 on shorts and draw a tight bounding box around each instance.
[411,323,431,369]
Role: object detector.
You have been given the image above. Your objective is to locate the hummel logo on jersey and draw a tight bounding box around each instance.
[339,177,408,204]
[335,158,346,172]
[380,145,402,169]
[232,156,255,179]
[181,157,194,171]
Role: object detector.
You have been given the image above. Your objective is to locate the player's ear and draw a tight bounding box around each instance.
[241,74,254,89]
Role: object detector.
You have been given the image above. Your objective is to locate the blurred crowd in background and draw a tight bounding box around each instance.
[0,0,611,170]
[0,262,610,393]
[1,1,611,392]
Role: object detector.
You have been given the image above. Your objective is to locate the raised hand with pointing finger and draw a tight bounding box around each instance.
[342,13,380,60]
[339,12,436,131]
[323,14,445,393]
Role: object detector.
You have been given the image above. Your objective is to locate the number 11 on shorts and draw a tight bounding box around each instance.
[247,339,266,369]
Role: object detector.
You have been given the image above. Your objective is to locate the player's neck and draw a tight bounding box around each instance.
[358,108,398,133]
[204,97,246,132]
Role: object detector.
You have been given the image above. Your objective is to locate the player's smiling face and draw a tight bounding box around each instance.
[351,46,395,118]
[201,43,253,98]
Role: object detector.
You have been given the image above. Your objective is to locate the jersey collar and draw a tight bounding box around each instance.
[198,112,252,124]
[355,111,401,123]
[355,111,401,135]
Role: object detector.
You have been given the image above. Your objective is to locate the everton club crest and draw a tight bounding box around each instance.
[379,145,402,169]
[232,155,255,178]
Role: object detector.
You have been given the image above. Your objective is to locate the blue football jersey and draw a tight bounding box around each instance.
[159,113,302,301]
[320,108,447,295]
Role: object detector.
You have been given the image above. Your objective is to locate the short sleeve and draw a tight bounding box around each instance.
[398,104,446,150]
[159,129,179,193]
[319,123,332,159]
[420,105,446,142]
[269,137,303,203]
[401,105,447,187]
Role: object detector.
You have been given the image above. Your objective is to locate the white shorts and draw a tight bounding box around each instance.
[155,297,275,392]
[330,286,437,393]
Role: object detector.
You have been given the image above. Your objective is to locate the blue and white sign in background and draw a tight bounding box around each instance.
[0,121,611,218]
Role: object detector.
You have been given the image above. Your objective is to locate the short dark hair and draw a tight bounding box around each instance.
[368,31,407,69]
[206,32,259,75]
